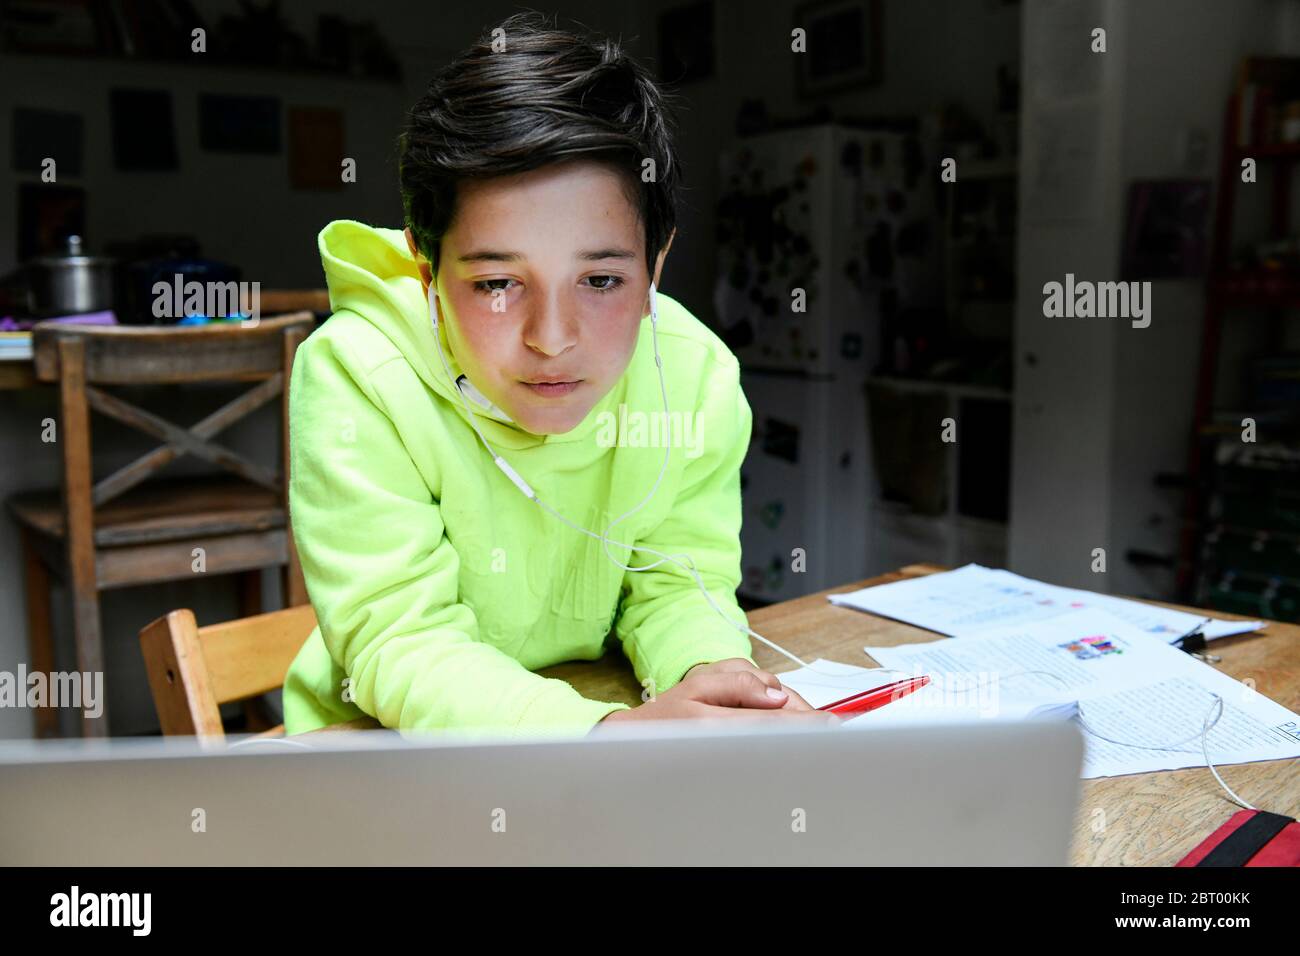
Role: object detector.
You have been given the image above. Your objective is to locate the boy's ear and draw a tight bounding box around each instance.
[404,226,433,291]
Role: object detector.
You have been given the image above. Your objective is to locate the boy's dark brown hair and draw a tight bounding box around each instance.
[399,11,682,279]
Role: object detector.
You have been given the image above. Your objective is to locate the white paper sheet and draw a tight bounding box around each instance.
[861,610,1300,778]
[991,568,1266,643]
[830,564,1264,643]
[829,564,1071,634]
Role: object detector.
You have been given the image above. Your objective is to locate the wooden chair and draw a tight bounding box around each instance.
[7,312,315,738]
[138,603,317,741]
[258,289,331,315]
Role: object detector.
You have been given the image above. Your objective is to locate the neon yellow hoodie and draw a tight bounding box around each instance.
[281,220,757,737]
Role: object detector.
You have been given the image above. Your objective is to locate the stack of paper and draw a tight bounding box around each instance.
[848,609,1300,778]
[829,564,1265,643]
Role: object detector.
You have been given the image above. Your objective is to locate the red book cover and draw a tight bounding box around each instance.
[1177,809,1300,867]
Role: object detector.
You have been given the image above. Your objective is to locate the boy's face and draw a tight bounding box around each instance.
[406,159,671,436]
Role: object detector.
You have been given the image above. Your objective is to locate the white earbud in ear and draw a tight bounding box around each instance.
[425,281,514,424]
[649,281,658,326]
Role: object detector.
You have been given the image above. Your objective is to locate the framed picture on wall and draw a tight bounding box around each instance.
[794,0,882,98]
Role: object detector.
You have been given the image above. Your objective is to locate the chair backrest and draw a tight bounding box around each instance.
[31,311,315,385]
[139,603,319,740]
[31,312,316,606]
[258,289,331,315]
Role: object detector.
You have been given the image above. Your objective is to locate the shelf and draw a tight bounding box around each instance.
[865,375,1012,401]
[958,158,1018,180]
[956,514,1009,533]
[1210,272,1300,307]
[869,499,1008,530]
[1230,142,1300,159]
[951,234,1016,246]
[0,49,403,87]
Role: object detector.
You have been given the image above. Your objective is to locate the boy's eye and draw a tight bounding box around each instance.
[472,278,516,295]
[585,275,624,293]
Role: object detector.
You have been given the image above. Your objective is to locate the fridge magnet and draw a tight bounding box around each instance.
[759,500,785,530]
[764,555,785,592]
[762,417,800,464]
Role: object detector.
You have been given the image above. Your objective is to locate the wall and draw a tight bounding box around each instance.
[1010,0,1292,596]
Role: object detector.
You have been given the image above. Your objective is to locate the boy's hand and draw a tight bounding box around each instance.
[683,658,817,711]
[595,659,837,728]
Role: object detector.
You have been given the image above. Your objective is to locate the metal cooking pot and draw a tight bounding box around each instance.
[24,235,116,317]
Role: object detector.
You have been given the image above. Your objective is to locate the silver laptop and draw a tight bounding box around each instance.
[0,719,1083,865]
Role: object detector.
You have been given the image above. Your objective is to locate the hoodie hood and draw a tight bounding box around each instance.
[317,219,631,452]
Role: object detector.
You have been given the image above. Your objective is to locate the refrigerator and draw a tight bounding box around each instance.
[713,123,940,602]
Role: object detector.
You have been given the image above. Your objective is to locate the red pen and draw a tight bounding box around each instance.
[816,675,931,719]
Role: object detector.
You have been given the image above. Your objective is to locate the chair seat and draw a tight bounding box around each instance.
[6,473,285,548]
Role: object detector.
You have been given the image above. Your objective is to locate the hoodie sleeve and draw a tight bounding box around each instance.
[612,356,757,695]
[289,330,630,736]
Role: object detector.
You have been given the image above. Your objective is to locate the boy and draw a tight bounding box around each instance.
[281,12,828,736]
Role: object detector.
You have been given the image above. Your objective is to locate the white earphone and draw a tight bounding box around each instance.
[456,374,512,423]
[426,296,513,422]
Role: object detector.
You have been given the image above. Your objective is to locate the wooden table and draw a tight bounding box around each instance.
[299,563,1300,865]
[0,357,39,390]
[0,295,332,391]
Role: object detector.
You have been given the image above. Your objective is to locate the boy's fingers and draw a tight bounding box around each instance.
[729,663,814,710]
[691,671,789,709]
[685,666,821,713]
[698,705,841,724]
[779,686,816,711]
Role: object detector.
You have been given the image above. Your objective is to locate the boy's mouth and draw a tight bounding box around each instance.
[520,377,582,397]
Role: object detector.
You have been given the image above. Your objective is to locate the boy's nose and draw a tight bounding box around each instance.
[522,293,579,356]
